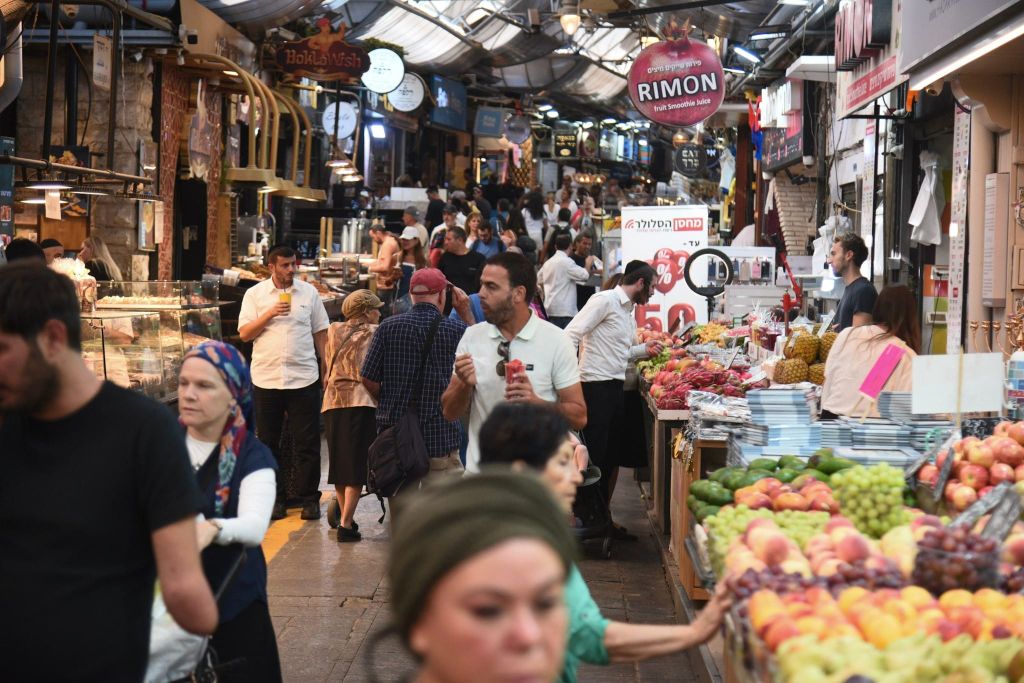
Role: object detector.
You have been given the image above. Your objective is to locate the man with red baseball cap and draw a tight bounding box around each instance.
[361,269,475,485]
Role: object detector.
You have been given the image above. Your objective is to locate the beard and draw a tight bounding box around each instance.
[0,342,60,416]
[632,287,652,306]
[483,293,515,326]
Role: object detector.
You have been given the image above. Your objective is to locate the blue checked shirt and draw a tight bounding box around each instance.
[360,303,467,457]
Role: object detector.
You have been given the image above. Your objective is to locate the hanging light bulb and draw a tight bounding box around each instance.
[559,0,581,36]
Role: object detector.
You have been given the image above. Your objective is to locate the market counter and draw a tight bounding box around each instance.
[672,436,727,600]
[641,391,689,534]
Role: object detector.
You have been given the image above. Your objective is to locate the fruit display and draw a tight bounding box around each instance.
[704,506,831,576]
[831,464,909,538]
[784,330,820,365]
[691,456,841,518]
[647,361,747,409]
[913,526,1000,595]
[695,321,729,345]
[773,358,809,384]
[917,425,1024,513]
[748,585,1024,654]
[723,518,812,578]
[775,632,1024,682]
[818,329,838,362]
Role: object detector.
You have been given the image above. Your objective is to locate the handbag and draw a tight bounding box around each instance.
[366,314,444,502]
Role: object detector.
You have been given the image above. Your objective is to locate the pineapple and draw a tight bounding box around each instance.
[773,359,809,385]
[808,363,826,385]
[784,331,820,365]
[819,331,838,363]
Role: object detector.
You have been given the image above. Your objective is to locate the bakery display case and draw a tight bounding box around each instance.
[81,311,169,400]
[89,281,224,401]
[96,280,219,309]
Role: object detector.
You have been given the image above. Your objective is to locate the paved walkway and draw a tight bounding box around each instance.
[264,462,699,682]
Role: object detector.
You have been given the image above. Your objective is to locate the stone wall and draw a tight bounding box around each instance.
[17,53,155,275]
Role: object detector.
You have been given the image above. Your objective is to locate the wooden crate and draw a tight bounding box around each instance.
[675,437,728,601]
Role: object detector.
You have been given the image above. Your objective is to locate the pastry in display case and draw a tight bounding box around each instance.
[81,311,169,400]
[96,280,219,309]
[92,281,224,399]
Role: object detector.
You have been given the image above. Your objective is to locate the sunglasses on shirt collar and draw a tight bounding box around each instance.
[495,339,510,377]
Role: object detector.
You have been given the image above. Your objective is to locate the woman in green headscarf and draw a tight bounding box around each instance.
[388,472,578,683]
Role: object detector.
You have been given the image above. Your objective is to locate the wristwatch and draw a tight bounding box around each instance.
[210,519,224,540]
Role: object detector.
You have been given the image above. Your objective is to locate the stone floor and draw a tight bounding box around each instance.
[264,460,700,682]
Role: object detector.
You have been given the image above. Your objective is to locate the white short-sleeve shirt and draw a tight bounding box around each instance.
[238,278,330,390]
[456,313,581,472]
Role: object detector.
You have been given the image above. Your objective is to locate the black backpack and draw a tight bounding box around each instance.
[366,315,443,506]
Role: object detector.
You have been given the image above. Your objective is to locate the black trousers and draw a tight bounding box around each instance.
[581,379,626,503]
[253,381,322,502]
[210,600,282,683]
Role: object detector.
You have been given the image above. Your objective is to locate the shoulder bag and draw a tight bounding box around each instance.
[366,314,444,502]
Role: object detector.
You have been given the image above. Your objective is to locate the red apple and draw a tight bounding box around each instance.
[959,464,990,491]
[1008,421,1024,446]
[952,485,978,511]
[992,436,1024,467]
[1016,464,1024,483]
[945,480,960,503]
[995,421,1012,437]
[967,443,996,469]
[991,462,1016,485]
[918,464,940,486]
[979,486,995,499]
[955,436,980,455]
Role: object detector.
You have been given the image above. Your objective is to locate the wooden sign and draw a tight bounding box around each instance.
[274,20,369,82]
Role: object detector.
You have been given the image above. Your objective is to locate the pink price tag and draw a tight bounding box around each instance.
[859,343,906,400]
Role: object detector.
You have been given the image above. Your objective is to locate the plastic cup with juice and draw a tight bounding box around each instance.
[505,358,525,383]
[279,290,292,313]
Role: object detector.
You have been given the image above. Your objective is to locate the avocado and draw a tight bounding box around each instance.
[704,486,735,506]
[687,494,699,511]
[696,505,722,522]
[740,470,774,487]
[810,453,858,475]
[748,458,778,472]
[708,467,732,483]
[690,480,714,501]
[777,455,807,471]
[803,469,831,483]
[774,468,800,483]
[722,470,749,491]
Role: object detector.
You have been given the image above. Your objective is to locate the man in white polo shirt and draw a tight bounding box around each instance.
[239,245,330,520]
[442,252,587,472]
[537,232,594,329]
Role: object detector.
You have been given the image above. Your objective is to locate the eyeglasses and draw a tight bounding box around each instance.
[495,339,511,377]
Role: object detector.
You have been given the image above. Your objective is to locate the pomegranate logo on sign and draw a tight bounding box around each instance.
[628,34,725,127]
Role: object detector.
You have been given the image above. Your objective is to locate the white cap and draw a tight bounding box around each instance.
[400,226,421,242]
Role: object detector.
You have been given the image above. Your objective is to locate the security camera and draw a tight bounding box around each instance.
[925,80,943,96]
[179,25,199,45]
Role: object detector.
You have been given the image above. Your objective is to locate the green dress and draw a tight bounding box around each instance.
[561,565,611,682]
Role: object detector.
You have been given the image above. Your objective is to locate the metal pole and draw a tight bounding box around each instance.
[870,102,880,282]
[64,50,77,147]
[41,0,61,163]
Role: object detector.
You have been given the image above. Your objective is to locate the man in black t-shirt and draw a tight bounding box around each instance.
[830,232,878,331]
[0,262,218,682]
[424,185,446,230]
[439,226,486,294]
[569,231,600,310]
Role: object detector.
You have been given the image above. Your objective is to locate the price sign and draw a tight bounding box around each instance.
[981,487,1022,541]
[931,431,961,503]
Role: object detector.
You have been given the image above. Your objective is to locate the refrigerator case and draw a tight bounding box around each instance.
[81,311,168,400]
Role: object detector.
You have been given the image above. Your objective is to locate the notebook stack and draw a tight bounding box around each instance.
[877,392,955,450]
[747,385,818,426]
[844,417,914,449]
[742,423,822,448]
[820,420,852,448]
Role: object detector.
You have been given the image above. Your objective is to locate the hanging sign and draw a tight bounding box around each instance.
[386,73,425,112]
[627,35,725,127]
[835,0,892,71]
[322,101,357,140]
[836,0,906,118]
[554,130,577,158]
[274,20,369,82]
[673,143,703,177]
[504,114,532,145]
[93,35,111,91]
[578,130,599,159]
[361,48,405,94]
[0,137,14,236]
[621,204,710,327]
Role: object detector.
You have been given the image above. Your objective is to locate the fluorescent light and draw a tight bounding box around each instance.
[582,121,594,129]
[369,123,387,139]
[19,197,67,204]
[733,45,763,64]
[602,117,617,125]
[724,66,747,74]
[27,181,72,190]
[749,31,787,42]
[223,70,238,76]
[778,0,809,5]
[72,188,110,196]
[908,17,1024,91]
[546,110,559,119]
[537,103,553,112]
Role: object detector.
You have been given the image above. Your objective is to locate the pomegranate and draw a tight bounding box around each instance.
[628,35,725,127]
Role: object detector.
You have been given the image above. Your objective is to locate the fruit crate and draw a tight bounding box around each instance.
[674,435,727,600]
